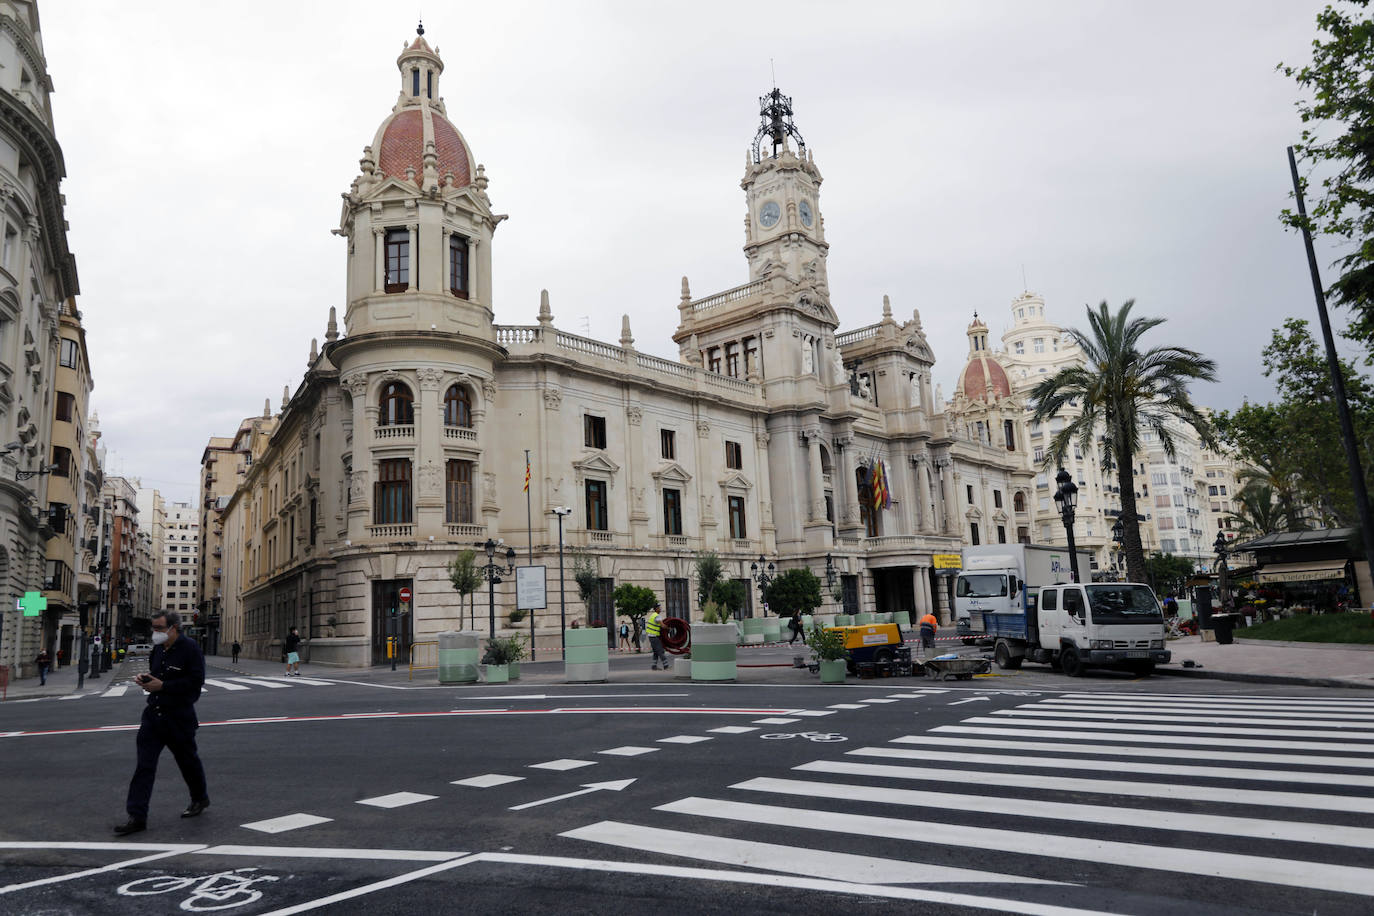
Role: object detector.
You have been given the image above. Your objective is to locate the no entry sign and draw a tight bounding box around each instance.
[399,587,412,603]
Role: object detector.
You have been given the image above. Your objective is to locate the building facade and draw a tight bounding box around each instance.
[0,1,80,676]
[215,30,1043,665]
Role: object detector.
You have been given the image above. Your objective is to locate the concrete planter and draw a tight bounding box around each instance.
[508,661,520,681]
[565,627,609,682]
[485,663,510,684]
[691,623,738,682]
[892,611,912,628]
[741,618,767,645]
[854,613,877,625]
[819,659,847,684]
[833,615,853,627]
[760,616,782,644]
[438,630,480,685]
[675,658,692,680]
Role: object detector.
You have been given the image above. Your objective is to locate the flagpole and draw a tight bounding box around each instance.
[525,448,534,660]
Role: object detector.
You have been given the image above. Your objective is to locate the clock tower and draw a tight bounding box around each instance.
[741,88,829,290]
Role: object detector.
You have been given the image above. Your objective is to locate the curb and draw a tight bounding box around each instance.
[1231,638,1374,652]
[1155,667,1374,690]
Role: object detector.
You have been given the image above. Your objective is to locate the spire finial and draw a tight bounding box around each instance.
[326,306,339,342]
[417,20,425,36]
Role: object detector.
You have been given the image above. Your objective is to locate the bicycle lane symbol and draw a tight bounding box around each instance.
[117,867,280,912]
[759,731,847,743]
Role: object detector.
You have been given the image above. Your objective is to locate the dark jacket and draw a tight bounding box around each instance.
[284,633,301,653]
[146,636,205,718]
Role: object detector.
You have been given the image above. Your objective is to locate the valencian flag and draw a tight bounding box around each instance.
[524,455,531,493]
[870,458,891,511]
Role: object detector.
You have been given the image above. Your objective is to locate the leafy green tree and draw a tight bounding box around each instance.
[1143,552,1198,597]
[447,550,481,629]
[709,579,746,620]
[694,550,723,610]
[1031,300,1218,583]
[762,568,823,616]
[1281,1,1374,356]
[611,583,658,636]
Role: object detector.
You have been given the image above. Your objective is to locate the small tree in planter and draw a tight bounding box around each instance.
[709,579,747,621]
[448,550,482,631]
[569,546,601,620]
[694,550,723,615]
[806,624,848,684]
[483,634,525,683]
[763,568,823,617]
[693,599,740,682]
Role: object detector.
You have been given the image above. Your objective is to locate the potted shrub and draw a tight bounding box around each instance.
[483,635,520,683]
[806,624,848,684]
[691,600,737,681]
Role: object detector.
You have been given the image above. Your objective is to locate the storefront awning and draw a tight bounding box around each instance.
[1256,561,1349,584]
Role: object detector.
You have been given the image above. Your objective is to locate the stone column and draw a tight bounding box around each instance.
[913,565,930,615]
[917,459,934,534]
[373,227,385,291]
[467,237,479,304]
[415,368,445,533]
[441,228,451,292]
[941,463,958,537]
[343,374,371,538]
[407,224,418,290]
[806,428,825,524]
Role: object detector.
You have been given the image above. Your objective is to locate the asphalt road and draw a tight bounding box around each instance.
[2,656,1372,915]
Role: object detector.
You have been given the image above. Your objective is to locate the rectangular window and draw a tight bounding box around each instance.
[997,525,1007,544]
[385,228,409,292]
[993,490,1003,509]
[660,429,675,460]
[60,338,78,369]
[970,522,981,546]
[1033,338,1045,353]
[1208,485,1218,496]
[725,343,740,378]
[51,446,71,476]
[411,68,420,96]
[1003,419,1015,451]
[1017,526,1030,544]
[585,480,609,530]
[664,577,689,617]
[1033,446,1045,463]
[1219,485,1227,496]
[449,233,468,298]
[445,460,474,524]
[966,484,974,504]
[708,348,721,373]
[584,415,607,449]
[55,392,75,422]
[663,488,682,535]
[373,458,412,524]
[1014,341,1024,355]
[725,440,742,470]
[728,495,747,539]
[426,70,433,99]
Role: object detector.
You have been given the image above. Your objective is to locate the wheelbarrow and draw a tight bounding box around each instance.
[923,655,992,681]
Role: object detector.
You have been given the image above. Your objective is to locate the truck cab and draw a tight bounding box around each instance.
[1031,583,1170,676]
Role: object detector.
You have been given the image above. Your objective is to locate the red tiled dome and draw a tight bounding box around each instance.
[376,109,472,188]
[960,355,1012,402]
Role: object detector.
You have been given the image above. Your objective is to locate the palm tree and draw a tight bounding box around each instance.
[1031,300,1218,584]
[1226,482,1303,540]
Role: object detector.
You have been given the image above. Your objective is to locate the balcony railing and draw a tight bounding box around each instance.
[367,524,414,538]
[375,425,415,441]
[444,427,477,442]
[446,523,484,539]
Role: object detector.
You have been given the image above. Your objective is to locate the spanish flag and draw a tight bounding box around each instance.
[524,456,530,493]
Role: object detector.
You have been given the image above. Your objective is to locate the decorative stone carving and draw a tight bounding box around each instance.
[755,431,770,447]
[626,406,642,426]
[482,472,498,505]
[697,420,711,438]
[418,458,440,494]
[417,367,443,390]
[543,388,562,410]
[801,335,814,374]
[858,375,872,401]
[349,469,368,502]
[831,347,845,383]
[482,379,497,402]
[910,371,923,408]
[341,374,369,397]
[381,369,401,383]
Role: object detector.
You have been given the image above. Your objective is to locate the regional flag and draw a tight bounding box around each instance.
[524,456,531,493]
[871,458,891,511]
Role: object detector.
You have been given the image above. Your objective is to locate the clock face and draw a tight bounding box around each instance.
[799,200,813,227]
[759,200,781,228]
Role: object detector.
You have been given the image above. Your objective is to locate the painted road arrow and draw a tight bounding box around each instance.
[510,779,637,811]
[948,697,991,705]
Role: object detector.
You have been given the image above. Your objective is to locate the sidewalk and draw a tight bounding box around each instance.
[1158,635,1374,689]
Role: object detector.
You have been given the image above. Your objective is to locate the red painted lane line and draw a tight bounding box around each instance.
[0,706,796,739]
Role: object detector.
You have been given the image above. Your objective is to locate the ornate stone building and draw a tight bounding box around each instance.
[216,28,1036,665]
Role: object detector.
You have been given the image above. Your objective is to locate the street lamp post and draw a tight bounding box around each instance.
[552,507,573,658]
[1110,519,1124,581]
[825,553,837,596]
[749,555,775,616]
[479,538,518,639]
[1053,467,1081,583]
[1213,528,1231,612]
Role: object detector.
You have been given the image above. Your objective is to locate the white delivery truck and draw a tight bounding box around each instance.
[955,545,1170,677]
[954,544,1086,637]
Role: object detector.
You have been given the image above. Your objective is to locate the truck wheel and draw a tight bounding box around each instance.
[1129,662,1155,677]
[994,642,1022,670]
[874,647,894,665]
[1059,647,1084,677]
[961,636,977,646]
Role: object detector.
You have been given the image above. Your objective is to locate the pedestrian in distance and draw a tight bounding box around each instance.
[230,640,241,664]
[919,612,938,655]
[284,627,302,676]
[618,619,631,651]
[787,610,804,644]
[646,602,671,670]
[35,647,50,686]
[113,611,209,837]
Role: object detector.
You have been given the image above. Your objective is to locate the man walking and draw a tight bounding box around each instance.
[646,603,670,670]
[35,647,50,686]
[231,640,241,664]
[918,612,939,655]
[284,627,302,676]
[114,611,209,836]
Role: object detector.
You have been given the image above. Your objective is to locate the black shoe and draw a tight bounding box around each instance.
[181,800,209,818]
[113,818,146,836]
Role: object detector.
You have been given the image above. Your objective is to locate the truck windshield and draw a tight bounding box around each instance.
[956,574,1007,598]
[1085,585,1164,624]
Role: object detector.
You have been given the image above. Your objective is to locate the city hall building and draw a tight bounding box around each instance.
[211,28,1033,666]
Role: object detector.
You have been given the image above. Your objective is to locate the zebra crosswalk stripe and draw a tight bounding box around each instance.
[933,723,1371,753]
[227,677,291,689]
[1030,702,1374,720]
[991,708,1374,730]
[203,678,251,691]
[964,715,1374,742]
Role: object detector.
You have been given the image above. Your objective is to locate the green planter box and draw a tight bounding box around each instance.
[565,627,609,682]
[508,661,520,681]
[833,615,853,626]
[741,618,767,645]
[437,630,480,685]
[854,613,876,625]
[892,611,912,628]
[485,664,510,684]
[690,623,737,682]
[819,658,846,684]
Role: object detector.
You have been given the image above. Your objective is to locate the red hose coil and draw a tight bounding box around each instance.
[660,617,691,654]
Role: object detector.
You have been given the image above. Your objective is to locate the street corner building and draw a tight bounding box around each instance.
[206,27,1038,667]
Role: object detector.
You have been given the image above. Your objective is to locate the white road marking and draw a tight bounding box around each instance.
[242,813,334,834]
[798,758,1374,814]
[598,746,659,757]
[656,796,1374,897]
[229,677,291,689]
[251,854,480,915]
[259,676,336,686]
[752,717,801,724]
[563,819,1066,886]
[0,846,200,893]
[57,694,86,701]
[1059,692,1374,707]
[949,697,990,705]
[734,775,1374,849]
[848,745,1374,788]
[452,774,525,788]
[892,734,1374,769]
[966,715,1374,742]
[885,694,927,699]
[657,735,712,744]
[509,778,636,811]
[200,844,463,861]
[708,726,758,734]
[998,708,1374,729]
[1033,701,1374,720]
[858,699,899,704]
[356,792,438,808]
[203,678,250,691]
[463,693,690,700]
[529,758,596,771]
[785,710,837,717]
[827,704,867,710]
[101,685,129,697]
[935,723,1374,753]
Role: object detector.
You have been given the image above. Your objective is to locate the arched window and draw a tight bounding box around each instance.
[1013,491,1026,513]
[378,382,414,426]
[444,384,472,427]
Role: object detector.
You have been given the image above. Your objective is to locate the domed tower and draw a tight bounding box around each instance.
[334,24,503,340]
[952,313,1018,449]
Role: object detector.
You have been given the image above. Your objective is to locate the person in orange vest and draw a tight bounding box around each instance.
[918,612,939,651]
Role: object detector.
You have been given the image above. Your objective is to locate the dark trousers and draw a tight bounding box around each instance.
[38,663,49,685]
[920,625,935,648]
[231,648,240,663]
[649,635,668,667]
[788,620,802,643]
[126,707,208,821]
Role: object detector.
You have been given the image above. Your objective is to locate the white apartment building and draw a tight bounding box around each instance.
[161,501,199,614]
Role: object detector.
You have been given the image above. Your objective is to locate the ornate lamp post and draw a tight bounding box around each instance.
[1213,528,1231,612]
[479,538,518,639]
[750,555,775,614]
[1110,518,1124,581]
[1052,467,1081,583]
[825,553,838,595]
[552,507,573,658]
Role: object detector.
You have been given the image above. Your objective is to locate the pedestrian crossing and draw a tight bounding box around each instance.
[560,691,1374,912]
[15,675,340,702]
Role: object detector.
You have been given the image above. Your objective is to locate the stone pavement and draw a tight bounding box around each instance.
[1158,634,1374,689]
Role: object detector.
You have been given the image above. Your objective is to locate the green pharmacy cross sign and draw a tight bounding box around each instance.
[19,590,46,617]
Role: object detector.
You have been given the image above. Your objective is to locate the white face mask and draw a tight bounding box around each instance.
[151,631,169,646]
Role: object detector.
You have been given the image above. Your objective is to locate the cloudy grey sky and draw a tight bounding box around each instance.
[39,1,1342,503]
